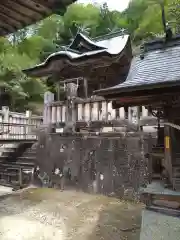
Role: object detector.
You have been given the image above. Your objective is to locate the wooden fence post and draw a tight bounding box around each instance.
[142,106,148,117]
[2,106,9,122]
[26,110,32,138]
[128,107,132,122]
[2,106,9,138]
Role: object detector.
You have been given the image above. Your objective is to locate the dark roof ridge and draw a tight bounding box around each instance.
[69,30,127,45]
[142,34,180,53]
[69,32,106,51]
[61,30,128,52]
[92,30,127,42]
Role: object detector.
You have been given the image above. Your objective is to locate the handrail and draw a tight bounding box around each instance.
[164,122,180,131]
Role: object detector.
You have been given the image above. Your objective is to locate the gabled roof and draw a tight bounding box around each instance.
[95,35,180,96]
[23,31,131,77]
[0,0,76,36]
[69,32,105,52]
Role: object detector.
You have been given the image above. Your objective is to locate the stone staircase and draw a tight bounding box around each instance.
[0,141,37,188]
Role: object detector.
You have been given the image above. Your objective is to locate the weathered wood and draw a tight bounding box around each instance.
[19,167,22,187]
[0,0,75,36]
[83,78,88,98]
[164,124,173,185]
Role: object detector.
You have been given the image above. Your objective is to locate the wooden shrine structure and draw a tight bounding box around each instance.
[23,31,156,196]
[24,31,156,132]
[95,31,180,220]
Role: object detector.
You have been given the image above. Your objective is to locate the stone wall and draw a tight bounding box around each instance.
[36,131,155,199]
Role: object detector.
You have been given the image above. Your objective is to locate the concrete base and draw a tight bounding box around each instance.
[140,209,180,240]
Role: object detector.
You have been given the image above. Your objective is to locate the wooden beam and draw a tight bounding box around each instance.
[0,4,30,26]
[2,1,42,21]
[16,0,50,15]
[0,12,22,29]
[0,19,17,32]
[0,28,8,35]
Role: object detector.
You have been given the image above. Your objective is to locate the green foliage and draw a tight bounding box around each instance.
[0,36,47,112]
[1,0,180,112]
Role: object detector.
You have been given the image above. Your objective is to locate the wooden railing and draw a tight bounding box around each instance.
[0,107,42,140]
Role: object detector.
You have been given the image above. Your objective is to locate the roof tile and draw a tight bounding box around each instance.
[113,45,180,89]
[96,43,180,95]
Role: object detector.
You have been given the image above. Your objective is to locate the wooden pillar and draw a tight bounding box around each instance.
[72,101,76,123]
[164,124,173,183]
[31,168,34,184]
[57,83,61,101]
[83,78,88,98]
[19,167,22,187]
[136,106,141,130]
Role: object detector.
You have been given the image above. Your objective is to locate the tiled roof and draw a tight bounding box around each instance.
[95,38,180,95]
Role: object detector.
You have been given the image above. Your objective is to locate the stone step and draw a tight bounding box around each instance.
[21,152,36,157]
[0,146,18,150]
[18,156,36,161]
[172,166,180,171]
[174,163,180,167]
[172,178,180,187]
[172,173,180,178]
[0,161,35,167]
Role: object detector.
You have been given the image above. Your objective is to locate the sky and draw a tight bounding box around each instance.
[77,0,130,12]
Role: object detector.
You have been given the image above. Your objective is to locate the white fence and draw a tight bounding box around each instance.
[44,99,157,132]
[0,106,42,140]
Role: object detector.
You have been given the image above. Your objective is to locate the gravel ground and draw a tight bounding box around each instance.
[0,188,143,240]
[0,186,13,196]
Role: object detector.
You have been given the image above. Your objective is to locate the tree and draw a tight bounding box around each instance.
[95,3,127,36]
[1,0,180,113]
[125,0,178,43]
[0,37,47,112]
[168,0,180,33]
[123,0,149,39]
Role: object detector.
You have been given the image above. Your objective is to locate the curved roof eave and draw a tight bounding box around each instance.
[23,34,130,77]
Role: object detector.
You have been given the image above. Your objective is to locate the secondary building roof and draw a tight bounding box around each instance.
[0,0,76,36]
[95,35,180,97]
